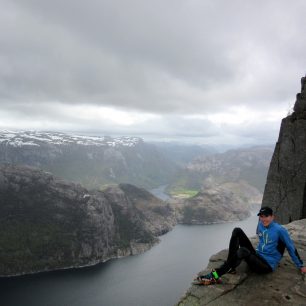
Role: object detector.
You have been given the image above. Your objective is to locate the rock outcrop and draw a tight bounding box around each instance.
[103,183,176,239]
[0,164,176,277]
[262,76,306,224]
[177,219,306,306]
[172,179,262,224]
[175,181,252,224]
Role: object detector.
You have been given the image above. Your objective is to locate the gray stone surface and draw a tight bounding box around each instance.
[176,219,306,306]
[262,76,306,224]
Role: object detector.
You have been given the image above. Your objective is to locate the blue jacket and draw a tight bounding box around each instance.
[256,221,303,271]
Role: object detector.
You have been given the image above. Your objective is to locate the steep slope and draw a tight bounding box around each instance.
[0,131,177,189]
[103,184,176,242]
[0,164,175,277]
[262,76,306,223]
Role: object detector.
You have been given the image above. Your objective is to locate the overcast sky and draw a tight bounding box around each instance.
[1,0,306,145]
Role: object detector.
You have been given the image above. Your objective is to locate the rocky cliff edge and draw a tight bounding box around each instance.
[177,219,306,306]
[262,76,306,223]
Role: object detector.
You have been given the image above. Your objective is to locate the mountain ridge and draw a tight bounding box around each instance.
[0,130,177,190]
[0,164,176,277]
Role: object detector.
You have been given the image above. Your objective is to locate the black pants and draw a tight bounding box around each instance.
[215,227,272,277]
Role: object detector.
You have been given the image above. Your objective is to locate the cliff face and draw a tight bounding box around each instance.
[177,219,306,306]
[103,183,176,244]
[262,76,306,224]
[0,164,175,277]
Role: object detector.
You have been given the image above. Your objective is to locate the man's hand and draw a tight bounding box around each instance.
[300,267,306,273]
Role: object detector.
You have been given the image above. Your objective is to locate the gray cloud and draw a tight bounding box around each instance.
[0,101,280,146]
[0,0,305,144]
[0,101,220,136]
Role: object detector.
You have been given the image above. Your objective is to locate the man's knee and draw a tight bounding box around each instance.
[232,227,243,237]
[237,247,251,259]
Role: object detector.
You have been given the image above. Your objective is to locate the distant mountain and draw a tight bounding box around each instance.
[167,146,273,223]
[180,183,251,224]
[169,146,274,193]
[171,180,262,224]
[0,164,176,277]
[0,130,178,190]
[151,142,216,166]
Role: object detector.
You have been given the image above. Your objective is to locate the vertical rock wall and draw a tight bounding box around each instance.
[262,76,306,224]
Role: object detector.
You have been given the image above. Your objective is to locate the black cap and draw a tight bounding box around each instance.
[257,206,273,216]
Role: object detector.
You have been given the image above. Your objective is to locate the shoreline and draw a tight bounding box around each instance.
[0,240,159,279]
[0,207,257,279]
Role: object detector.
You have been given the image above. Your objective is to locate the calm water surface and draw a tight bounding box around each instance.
[0,214,258,306]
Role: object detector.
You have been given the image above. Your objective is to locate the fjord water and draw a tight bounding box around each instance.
[0,214,258,306]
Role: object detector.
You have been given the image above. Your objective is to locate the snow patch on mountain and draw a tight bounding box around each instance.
[0,130,142,148]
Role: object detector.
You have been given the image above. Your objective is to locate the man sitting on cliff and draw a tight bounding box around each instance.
[194,206,306,285]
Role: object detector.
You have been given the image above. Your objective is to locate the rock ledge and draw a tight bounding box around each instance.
[176,219,306,306]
